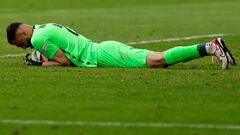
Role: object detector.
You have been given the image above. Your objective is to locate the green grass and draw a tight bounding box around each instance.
[0,0,240,135]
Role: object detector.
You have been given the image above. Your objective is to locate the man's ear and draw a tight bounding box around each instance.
[22,31,28,36]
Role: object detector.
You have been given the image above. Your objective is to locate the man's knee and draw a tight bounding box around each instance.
[146,52,167,68]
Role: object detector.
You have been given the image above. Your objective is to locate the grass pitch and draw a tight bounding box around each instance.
[0,0,240,135]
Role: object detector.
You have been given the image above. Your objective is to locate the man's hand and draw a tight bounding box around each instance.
[26,58,43,66]
[25,51,43,66]
[25,49,72,67]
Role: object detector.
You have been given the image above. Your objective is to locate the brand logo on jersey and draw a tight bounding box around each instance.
[41,45,48,54]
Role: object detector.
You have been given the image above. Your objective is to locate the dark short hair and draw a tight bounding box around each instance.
[6,22,23,44]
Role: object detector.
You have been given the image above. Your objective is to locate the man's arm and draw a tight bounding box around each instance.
[42,61,61,66]
[42,49,72,66]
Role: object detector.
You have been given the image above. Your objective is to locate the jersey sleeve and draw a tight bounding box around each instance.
[31,33,59,60]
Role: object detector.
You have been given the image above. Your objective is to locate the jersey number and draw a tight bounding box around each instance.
[53,23,79,36]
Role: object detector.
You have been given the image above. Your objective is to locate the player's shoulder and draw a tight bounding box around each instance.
[33,23,57,32]
[31,24,49,48]
[31,23,55,42]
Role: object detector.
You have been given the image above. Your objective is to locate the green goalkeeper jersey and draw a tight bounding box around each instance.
[31,23,97,67]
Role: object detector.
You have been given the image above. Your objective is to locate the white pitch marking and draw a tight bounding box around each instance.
[0,53,25,58]
[0,119,240,130]
[0,33,226,59]
[128,33,226,45]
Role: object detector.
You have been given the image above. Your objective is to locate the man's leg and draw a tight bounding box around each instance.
[96,41,151,68]
[146,52,166,68]
[147,38,234,69]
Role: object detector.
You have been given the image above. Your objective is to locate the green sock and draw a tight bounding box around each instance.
[163,44,201,65]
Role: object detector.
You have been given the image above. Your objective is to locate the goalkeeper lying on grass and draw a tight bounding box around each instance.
[6,23,236,69]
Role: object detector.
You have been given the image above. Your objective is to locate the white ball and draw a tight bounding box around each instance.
[31,49,42,62]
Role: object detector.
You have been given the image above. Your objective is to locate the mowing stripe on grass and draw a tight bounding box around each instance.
[0,119,240,130]
[0,33,227,59]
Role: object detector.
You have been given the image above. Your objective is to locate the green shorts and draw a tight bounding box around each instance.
[95,41,151,68]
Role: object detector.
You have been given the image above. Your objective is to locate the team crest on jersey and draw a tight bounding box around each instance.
[41,45,48,54]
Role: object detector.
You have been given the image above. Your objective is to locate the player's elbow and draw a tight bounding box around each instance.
[52,57,71,66]
[52,49,72,66]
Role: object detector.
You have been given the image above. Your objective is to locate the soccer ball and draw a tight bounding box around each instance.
[30,49,48,62]
[31,49,42,62]
[25,49,48,66]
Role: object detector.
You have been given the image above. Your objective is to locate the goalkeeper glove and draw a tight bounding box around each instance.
[25,51,43,66]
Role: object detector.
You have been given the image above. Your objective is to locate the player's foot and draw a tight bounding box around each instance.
[211,38,237,67]
[207,38,229,69]
[216,38,236,66]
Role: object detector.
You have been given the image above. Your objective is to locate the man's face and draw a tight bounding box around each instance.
[12,25,32,49]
